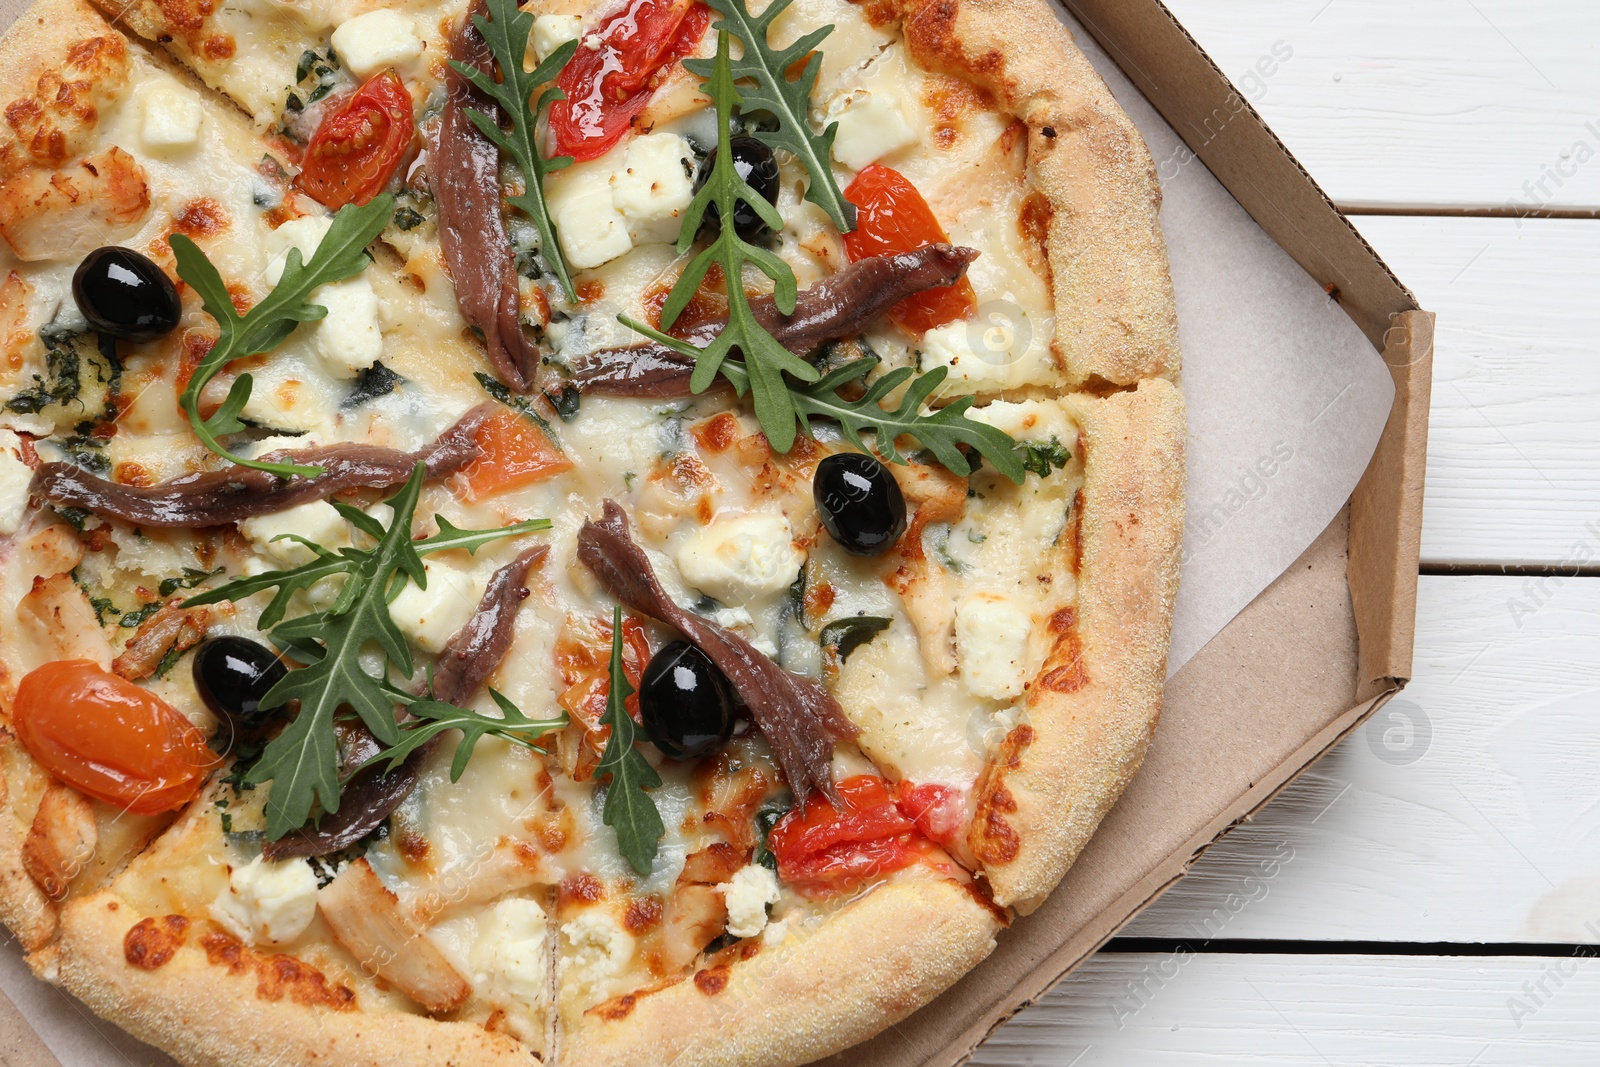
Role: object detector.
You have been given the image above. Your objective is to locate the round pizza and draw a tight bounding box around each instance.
[0,0,1184,1061]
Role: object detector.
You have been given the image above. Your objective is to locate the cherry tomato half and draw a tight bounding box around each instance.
[12,661,219,814]
[554,613,652,729]
[893,781,966,849]
[768,775,931,897]
[547,0,711,162]
[298,70,416,209]
[842,165,977,333]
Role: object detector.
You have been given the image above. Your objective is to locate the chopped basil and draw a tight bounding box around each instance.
[1017,436,1071,478]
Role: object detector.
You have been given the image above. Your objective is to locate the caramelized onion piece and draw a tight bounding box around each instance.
[31,406,495,528]
[576,500,854,805]
[263,545,548,860]
[433,1,541,392]
[569,245,980,398]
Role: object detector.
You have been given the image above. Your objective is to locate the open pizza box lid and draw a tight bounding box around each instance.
[0,0,1430,1062]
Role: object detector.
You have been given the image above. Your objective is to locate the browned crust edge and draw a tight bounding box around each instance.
[560,878,1002,1067]
[972,378,1186,911]
[894,0,1181,386]
[45,890,540,1067]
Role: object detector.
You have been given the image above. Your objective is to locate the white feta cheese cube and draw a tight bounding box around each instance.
[559,909,634,1000]
[719,863,780,939]
[209,856,319,945]
[532,14,583,61]
[138,81,203,153]
[388,560,488,653]
[0,430,32,536]
[470,897,548,1004]
[554,184,633,270]
[264,216,334,285]
[676,512,805,605]
[308,275,382,375]
[239,500,348,567]
[953,592,1034,700]
[265,216,384,377]
[919,322,1008,391]
[827,89,916,170]
[331,10,424,79]
[611,133,696,245]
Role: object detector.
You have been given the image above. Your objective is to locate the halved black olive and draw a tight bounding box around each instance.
[72,247,182,342]
[639,640,735,760]
[813,453,907,557]
[193,636,287,724]
[696,136,780,243]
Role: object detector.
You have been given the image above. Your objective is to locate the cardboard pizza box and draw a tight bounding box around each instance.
[0,0,1430,1063]
[818,2,1433,1064]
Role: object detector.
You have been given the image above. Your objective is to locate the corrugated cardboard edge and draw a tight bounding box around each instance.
[1351,310,1435,700]
[1062,0,1419,344]
[957,687,1395,1064]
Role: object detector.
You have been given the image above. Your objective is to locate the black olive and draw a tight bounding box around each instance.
[639,641,735,760]
[193,637,287,724]
[696,135,780,243]
[813,453,907,557]
[71,247,182,342]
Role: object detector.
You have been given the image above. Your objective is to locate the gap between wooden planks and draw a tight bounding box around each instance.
[969,953,1600,1067]
[1161,0,1600,214]
[1350,216,1600,568]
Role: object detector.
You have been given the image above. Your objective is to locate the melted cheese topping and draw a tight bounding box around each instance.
[0,0,1085,1039]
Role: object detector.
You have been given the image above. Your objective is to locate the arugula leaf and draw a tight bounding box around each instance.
[621,31,817,453]
[171,196,393,477]
[722,356,1025,482]
[184,515,551,627]
[686,0,854,231]
[594,605,664,876]
[366,689,567,782]
[246,465,431,837]
[452,0,581,301]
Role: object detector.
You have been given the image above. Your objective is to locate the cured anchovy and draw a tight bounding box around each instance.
[577,500,855,806]
[264,544,548,860]
[432,1,541,393]
[31,406,496,528]
[568,244,980,398]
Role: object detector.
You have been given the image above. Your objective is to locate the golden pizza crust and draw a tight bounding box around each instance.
[47,889,541,1067]
[892,0,1180,387]
[970,378,1185,912]
[561,877,1002,1067]
[0,0,130,180]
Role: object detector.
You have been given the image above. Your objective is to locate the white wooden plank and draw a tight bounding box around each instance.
[1158,0,1600,212]
[970,954,1600,1066]
[1125,574,1600,943]
[1349,215,1600,566]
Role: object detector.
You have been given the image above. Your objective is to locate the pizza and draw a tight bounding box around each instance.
[0,0,1183,1061]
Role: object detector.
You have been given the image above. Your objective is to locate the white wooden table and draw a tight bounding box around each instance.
[972,1,1600,1063]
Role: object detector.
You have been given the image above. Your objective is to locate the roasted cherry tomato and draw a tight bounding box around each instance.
[12,661,219,814]
[842,165,977,333]
[298,70,416,209]
[458,407,574,500]
[547,0,712,162]
[767,775,932,897]
[554,613,653,729]
[893,781,966,849]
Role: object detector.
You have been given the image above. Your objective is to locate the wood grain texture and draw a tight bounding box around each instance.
[1125,575,1600,944]
[1161,0,1600,213]
[969,953,1600,1066]
[1350,215,1600,567]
